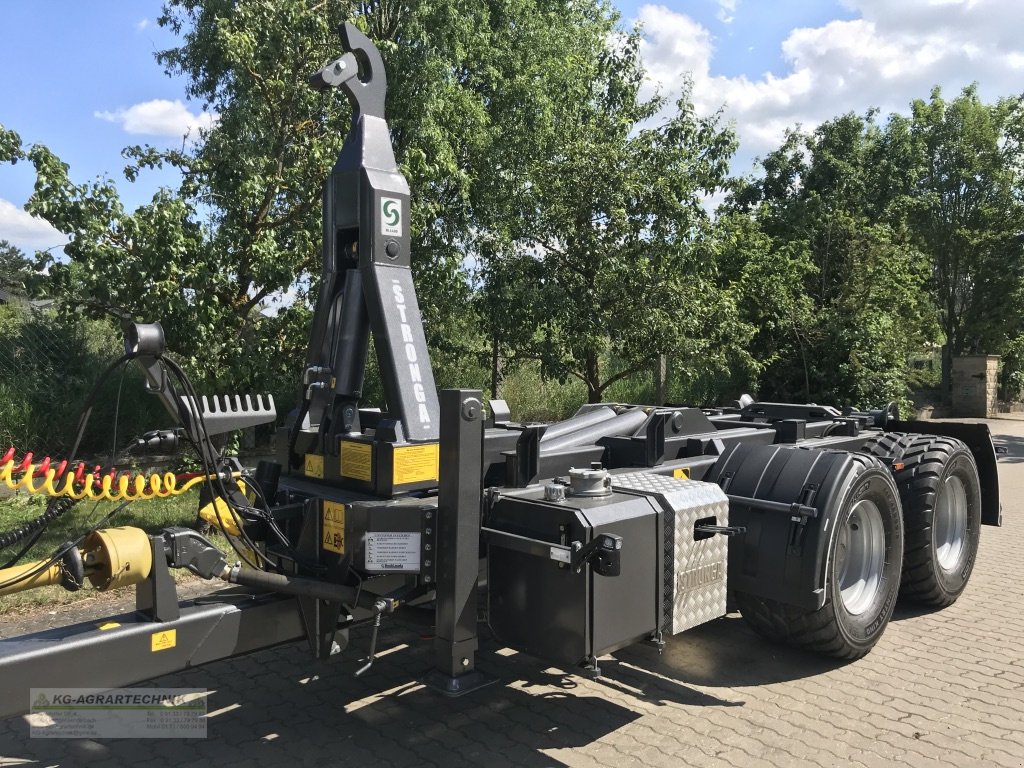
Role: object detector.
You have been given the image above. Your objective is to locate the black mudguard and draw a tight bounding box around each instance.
[888,420,1001,526]
[706,444,891,611]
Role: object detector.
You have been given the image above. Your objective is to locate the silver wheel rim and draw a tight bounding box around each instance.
[836,500,886,615]
[934,475,968,572]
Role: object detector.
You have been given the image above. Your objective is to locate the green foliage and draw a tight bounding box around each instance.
[734,110,937,409]
[477,32,739,403]
[999,335,1024,400]
[906,86,1024,398]
[0,241,51,298]
[3,4,1024,430]
[0,492,205,613]
[498,361,589,422]
[0,304,170,455]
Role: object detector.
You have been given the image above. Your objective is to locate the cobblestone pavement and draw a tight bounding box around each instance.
[2,419,1024,767]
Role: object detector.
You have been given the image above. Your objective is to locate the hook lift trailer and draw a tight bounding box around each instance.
[0,25,1003,714]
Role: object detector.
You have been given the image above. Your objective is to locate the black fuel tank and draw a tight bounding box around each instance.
[486,488,659,667]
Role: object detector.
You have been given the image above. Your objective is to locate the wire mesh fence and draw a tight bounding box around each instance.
[0,296,165,461]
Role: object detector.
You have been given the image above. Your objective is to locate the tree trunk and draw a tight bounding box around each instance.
[586,353,601,403]
[490,336,501,399]
[653,354,667,405]
[942,304,956,405]
[941,342,953,406]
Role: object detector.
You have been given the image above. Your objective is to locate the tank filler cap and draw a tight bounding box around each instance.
[567,466,613,497]
[543,483,567,502]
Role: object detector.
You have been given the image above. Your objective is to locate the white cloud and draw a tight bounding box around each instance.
[716,0,737,24]
[0,199,68,255]
[636,1,1024,175]
[95,99,218,140]
[136,18,150,31]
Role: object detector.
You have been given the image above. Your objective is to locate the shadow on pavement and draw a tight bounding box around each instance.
[1,619,740,768]
[992,433,1024,464]
[611,614,845,689]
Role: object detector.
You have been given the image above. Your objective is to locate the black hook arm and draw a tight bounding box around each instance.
[309,22,387,124]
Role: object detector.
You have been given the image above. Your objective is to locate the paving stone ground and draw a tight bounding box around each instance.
[2,418,1023,767]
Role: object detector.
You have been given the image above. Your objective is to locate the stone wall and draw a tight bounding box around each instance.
[951,355,1000,417]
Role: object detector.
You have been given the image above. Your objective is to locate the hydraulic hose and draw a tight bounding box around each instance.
[1,447,234,502]
[0,497,76,551]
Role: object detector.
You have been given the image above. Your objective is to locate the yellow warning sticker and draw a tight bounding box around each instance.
[97,621,120,631]
[673,467,691,479]
[304,453,325,479]
[340,441,373,482]
[151,629,177,652]
[322,501,346,554]
[393,443,439,485]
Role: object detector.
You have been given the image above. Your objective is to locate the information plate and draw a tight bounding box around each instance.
[365,532,421,572]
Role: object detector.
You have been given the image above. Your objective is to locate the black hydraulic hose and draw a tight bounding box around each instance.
[0,498,77,554]
[226,565,358,603]
[68,354,132,462]
[0,501,128,593]
[161,356,270,572]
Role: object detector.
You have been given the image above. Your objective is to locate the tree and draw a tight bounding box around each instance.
[2,1,634,407]
[0,240,50,298]
[475,33,739,403]
[736,110,934,408]
[703,210,814,400]
[907,86,1024,400]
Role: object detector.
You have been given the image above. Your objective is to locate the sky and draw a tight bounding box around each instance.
[2,0,1023,257]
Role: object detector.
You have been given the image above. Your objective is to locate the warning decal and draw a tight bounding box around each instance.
[304,453,324,479]
[393,443,439,485]
[322,501,346,554]
[151,629,177,652]
[340,441,373,482]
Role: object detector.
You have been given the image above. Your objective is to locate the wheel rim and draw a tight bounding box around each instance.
[934,475,968,572]
[836,500,886,615]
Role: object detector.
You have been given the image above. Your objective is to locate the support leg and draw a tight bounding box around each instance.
[424,389,495,695]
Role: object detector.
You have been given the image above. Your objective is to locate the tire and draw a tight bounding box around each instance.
[861,432,982,607]
[735,455,904,659]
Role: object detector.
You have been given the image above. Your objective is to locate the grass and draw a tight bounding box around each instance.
[0,490,220,615]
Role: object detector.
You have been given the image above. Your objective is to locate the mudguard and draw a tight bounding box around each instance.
[706,443,895,611]
[888,420,1001,526]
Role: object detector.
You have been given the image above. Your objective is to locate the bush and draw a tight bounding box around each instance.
[497,362,588,422]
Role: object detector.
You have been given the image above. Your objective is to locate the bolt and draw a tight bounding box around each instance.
[423,575,431,583]
[425,511,433,520]
[461,657,470,668]
[424,559,431,567]
[425,543,432,551]
[461,397,482,421]
[425,527,432,535]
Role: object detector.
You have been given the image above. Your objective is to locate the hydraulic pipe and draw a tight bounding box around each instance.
[541,407,649,452]
[539,407,617,444]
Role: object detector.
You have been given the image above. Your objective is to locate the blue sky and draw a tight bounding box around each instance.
[2,0,1023,255]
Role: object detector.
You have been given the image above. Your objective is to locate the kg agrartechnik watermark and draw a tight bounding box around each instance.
[29,688,207,738]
